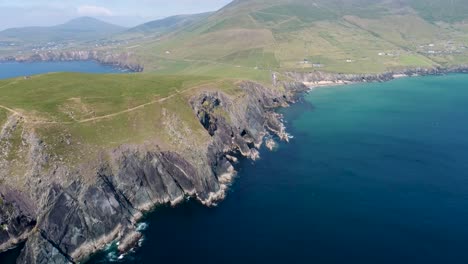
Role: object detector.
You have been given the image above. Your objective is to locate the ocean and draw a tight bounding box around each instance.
[1,62,468,263]
[89,74,468,264]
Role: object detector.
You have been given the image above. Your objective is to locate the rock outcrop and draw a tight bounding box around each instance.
[0,80,307,263]
[0,187,37,253]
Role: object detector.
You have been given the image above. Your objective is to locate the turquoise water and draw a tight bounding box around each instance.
[88,74,468,264]
[0,61,123,79]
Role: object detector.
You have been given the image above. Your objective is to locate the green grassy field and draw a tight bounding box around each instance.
[109,0,468,77]
[0,72,260,171]
[0,73,217,122]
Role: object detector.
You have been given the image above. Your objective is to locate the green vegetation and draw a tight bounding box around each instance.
[115,13,212,40]
[0,73,215,122]
[408,0,468,23]
[111,0,468,76]
[2,0,468,76]
[0,72,259,169]
[2,0,468,170]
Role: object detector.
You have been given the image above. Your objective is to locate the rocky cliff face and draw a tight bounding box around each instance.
[1,51,144,72]
[0,80,307,263]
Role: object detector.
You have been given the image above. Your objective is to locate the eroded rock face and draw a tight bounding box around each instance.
[17,233,71,264]
[0,80,307,263]
[192,81,307,188]
[0,187,37,252]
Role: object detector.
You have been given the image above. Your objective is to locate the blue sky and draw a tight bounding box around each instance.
[0,0,233,30]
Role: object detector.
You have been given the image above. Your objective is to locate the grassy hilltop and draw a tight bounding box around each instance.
[0,72,249,182]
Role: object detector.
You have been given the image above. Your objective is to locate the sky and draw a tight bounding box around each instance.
[0,0,233,30]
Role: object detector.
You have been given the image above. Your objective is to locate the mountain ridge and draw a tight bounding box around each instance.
[0,17,126,43]
[123,0,468,75]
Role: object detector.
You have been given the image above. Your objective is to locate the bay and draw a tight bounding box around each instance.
[0,61,123,79]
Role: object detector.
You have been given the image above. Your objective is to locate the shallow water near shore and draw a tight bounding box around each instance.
[86,74,468,263]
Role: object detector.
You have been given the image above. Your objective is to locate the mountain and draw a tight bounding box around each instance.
[2,1,468,264]
[0,17,126,44]
[127,12,212,35]
[129,0,468,75]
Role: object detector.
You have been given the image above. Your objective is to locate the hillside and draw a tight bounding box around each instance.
[2,0,468,263]
[3,0,468,77]
[125,0,468,76]
[0,17,126,44]
[123,12,213,37]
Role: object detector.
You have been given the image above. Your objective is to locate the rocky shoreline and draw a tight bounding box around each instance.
[2,63,468,263]
[0,50,144,72]
[0,79,307,264]
[287,65,468,88]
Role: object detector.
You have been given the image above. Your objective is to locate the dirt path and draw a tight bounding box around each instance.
[77,84,204,123]
[1,80,221,126]
[0,80,18,90]
[77,95,173,123]
[24,81,218,125]
[0,104,23,117]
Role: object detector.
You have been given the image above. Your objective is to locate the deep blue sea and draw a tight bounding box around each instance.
[1,62,468,264]
[89,74,468,264]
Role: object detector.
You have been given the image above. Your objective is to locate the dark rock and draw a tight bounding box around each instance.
[0,186,37,252]
[17,232,71,264]
[1,80,307,263]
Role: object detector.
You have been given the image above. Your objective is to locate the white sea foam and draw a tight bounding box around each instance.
[136,222,149,231]
[138,237,145,247]
[107,251,119,262]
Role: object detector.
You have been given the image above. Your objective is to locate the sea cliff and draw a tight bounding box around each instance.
[0,80,307,263]
[2,62,468,263]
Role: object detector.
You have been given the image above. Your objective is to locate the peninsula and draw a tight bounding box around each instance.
[1,0,468,263]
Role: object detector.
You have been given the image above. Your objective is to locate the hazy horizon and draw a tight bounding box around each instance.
[0,0,232,30]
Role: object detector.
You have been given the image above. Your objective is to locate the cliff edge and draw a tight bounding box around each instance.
[0,79,307,263]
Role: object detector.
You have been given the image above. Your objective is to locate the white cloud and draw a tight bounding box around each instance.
[77,5,113,17]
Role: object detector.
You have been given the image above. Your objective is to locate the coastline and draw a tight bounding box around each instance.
[290,65,468,89]
[0,78,308,263]
[0,50,144,73]
[2,62,468,263]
